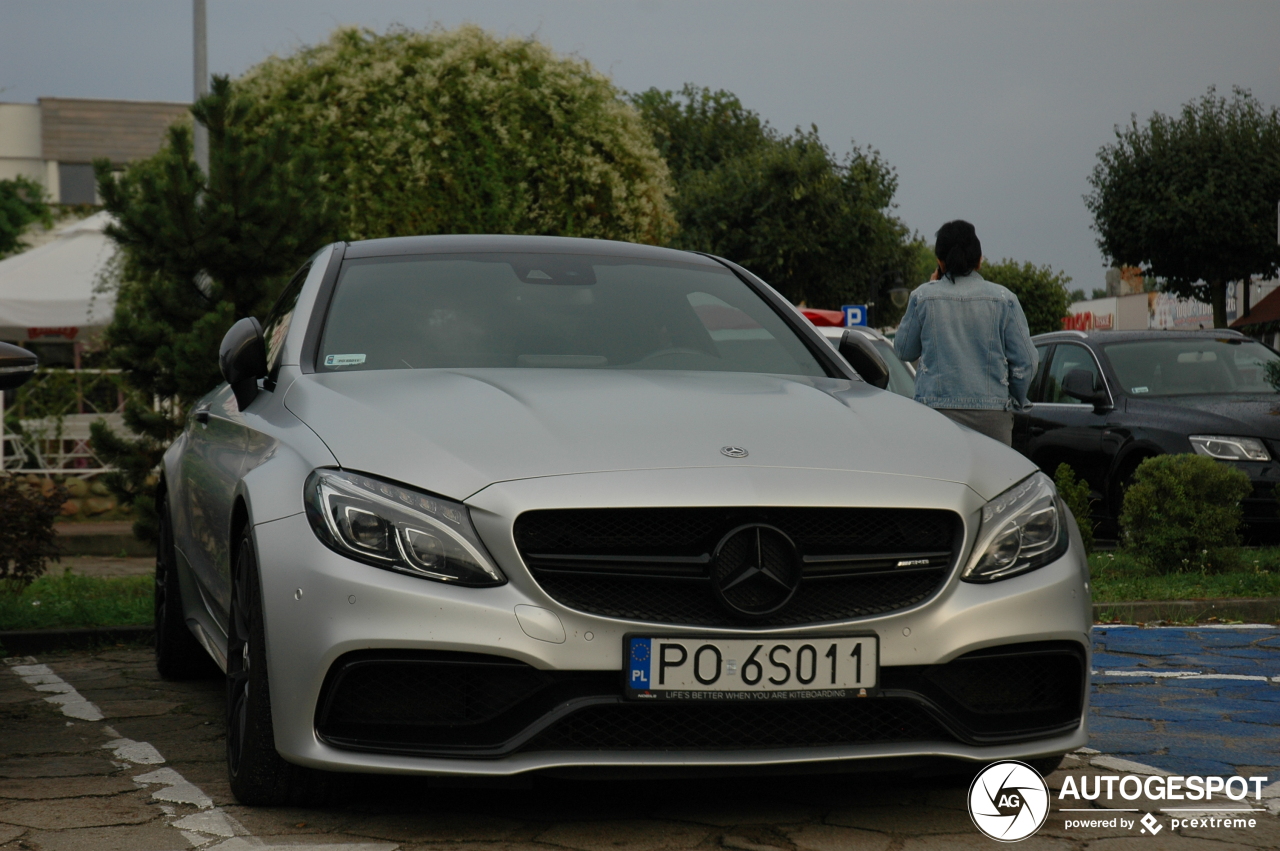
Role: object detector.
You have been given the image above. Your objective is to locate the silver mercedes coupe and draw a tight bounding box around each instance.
[157,235,1092,804]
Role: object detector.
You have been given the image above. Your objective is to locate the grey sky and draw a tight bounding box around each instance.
[3,1,1277,299]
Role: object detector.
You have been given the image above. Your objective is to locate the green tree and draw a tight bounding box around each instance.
[980,258,1072,336]
[236,25,675,244]
[1085,87,1280,328]
[89,76,340,541]
[0,176,52,258]
[633,85,915,314]
[909,239,938,286]
[629,85,773,182]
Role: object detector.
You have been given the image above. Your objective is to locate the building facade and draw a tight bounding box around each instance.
[0,97,189,203]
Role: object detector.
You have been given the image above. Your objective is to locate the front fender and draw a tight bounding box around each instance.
[233,385,338,531]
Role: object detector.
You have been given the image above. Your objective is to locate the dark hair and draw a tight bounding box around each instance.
[934,220,982,282]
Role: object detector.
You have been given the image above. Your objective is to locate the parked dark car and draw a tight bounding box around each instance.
[1013,329,1280,538]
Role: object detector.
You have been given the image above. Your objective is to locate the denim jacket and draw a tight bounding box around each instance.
[893,272,1038,411]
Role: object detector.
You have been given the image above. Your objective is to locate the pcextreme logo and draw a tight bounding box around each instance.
[967,761,1271,842]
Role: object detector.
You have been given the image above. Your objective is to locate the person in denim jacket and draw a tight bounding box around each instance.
[894,220,1037,445]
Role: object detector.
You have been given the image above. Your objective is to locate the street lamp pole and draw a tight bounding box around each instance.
[193,0,209,174]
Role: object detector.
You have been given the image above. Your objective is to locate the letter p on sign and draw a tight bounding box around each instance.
[843,305,867,327]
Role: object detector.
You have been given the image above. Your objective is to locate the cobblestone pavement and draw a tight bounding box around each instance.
[3,632,1280,850]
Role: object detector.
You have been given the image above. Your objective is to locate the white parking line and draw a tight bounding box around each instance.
[3,656,396,850]
[8,662,104,720]
[1095,669,1280,682]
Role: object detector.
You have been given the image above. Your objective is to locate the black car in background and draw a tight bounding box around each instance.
[1013,329,1280,538]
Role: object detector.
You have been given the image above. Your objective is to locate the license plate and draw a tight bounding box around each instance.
[624,634,878,700]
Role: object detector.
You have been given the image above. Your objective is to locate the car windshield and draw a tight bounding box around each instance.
[1102,337,1280,397]
[317,253,828,377]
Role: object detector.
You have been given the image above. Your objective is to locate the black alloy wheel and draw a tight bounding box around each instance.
[155,492,217,679]
[226,530,329,805]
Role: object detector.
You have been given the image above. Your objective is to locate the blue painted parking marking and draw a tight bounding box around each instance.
[1091,626,1280,776]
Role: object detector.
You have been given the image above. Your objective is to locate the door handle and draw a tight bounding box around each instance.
[1029,426,1045,436]
[194,408,210,425]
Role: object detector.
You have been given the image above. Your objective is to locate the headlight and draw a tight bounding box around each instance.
[304,469,505,587]
[963,472,1068,583]
[1190,435,1270,462]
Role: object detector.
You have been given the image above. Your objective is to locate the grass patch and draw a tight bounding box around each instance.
[0,572,151,631]
[1090,548,1280,602]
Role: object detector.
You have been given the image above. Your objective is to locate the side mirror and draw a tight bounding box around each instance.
[219,317,267,410]
[1062,368,1109,410]
[0,341,38,390]
[838,329,890,390]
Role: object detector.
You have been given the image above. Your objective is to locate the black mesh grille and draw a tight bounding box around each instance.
[881,641,1086,740]
[521,698,948,752]
[515,507,959,626]
[315,644,1083,758]
[922,648,1085,717]
[321,656,548,727]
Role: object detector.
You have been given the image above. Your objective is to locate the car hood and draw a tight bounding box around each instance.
[1127,393,1280,437]
[283,368,1034,502]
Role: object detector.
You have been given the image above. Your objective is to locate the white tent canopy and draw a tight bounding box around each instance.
[0,211,117,343]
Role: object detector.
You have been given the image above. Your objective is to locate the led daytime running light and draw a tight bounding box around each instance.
[305,469,504,587]
[964,472,1067,583]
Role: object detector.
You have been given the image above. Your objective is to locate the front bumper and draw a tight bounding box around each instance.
[254,468,1092,776]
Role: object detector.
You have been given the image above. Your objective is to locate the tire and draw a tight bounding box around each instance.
[155,492,218,679]
[226,530,330,806]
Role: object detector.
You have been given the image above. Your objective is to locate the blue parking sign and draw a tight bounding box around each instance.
[842,305,867,327]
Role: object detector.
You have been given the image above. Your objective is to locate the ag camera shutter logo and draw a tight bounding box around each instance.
[968,760,1050,842]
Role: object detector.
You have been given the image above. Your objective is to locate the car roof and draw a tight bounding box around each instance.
[1033,328,1248,345]
[816,325,891,343]
[343,233,723,267]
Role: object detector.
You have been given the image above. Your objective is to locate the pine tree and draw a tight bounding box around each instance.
[90,76,341,541]
[0,176,52,258]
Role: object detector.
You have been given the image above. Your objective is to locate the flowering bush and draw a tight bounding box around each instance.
[237,25,676,244]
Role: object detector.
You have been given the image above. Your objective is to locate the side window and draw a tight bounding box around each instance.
[1043,344,1101,404]
[262,263,311,379]
[1029,344,1053,402]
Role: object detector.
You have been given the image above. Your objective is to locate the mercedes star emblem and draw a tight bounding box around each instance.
[711,524,801,618]
[720,446,748,458]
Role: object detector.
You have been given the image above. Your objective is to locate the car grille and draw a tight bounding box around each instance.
[315,642,1084,758]
[514,507,960,626]
[881,641,1086,741]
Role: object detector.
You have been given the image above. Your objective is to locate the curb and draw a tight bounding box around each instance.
[1094,598,1280,624]
[0,625,154,655]
[56,536,153,558]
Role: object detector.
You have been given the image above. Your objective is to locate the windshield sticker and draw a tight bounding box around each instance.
[1132,386,1149,394]
[324,354,366,367]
